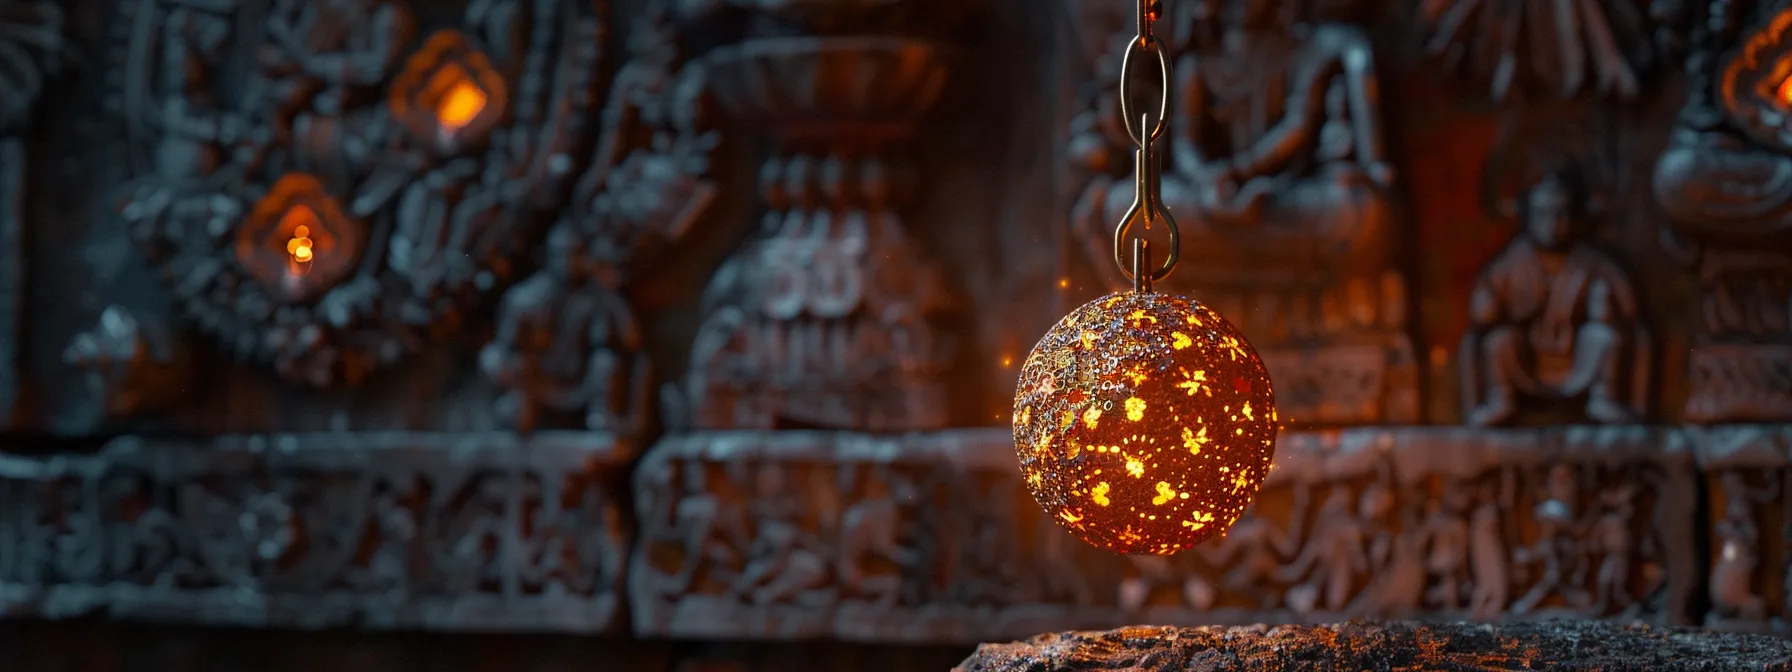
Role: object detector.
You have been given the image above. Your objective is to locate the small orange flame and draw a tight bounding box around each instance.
[1778,75,1792,106]
[433,65,487,133]
[280,206,320,270]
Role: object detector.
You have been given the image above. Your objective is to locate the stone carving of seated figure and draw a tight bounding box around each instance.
[1087,0,1397,279]
[1459,170,1648,426]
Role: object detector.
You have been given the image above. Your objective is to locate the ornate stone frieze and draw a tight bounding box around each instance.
[1653,0,1792,422]
[110,0,606,387]
[0,432,634,633]
[1066,0,1418,427]
[628,426,1695,644]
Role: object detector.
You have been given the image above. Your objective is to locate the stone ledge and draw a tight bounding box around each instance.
[0,432,635,633]
[629,426,1704,644]
[953,621,1792,671]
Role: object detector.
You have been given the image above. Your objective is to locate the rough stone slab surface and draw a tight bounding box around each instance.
[954,620,1792,671]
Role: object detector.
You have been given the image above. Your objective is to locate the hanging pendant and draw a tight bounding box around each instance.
[1011,7,1278,556]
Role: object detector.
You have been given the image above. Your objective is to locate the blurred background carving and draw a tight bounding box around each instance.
[0,0,1789,669]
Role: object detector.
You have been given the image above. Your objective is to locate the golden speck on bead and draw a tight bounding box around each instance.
[1125,397,1146,421]
[1152,481,1177,505]
[1012,291,1278,556]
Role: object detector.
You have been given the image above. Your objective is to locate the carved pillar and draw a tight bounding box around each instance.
[1687,426,1792,634]
[1065,0,1418,427]
[1654,0,1792,423]
[677,19,957,432]
[0,0,66,427]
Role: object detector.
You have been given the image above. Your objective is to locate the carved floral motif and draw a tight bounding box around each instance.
[112,0,605,387]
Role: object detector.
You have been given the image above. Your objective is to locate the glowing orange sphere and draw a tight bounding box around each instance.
[1013,290,1278,555]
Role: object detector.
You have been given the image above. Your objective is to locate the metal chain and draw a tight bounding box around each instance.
[1112,0,1179,291]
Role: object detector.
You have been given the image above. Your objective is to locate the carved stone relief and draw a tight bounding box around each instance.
[671,2,962,432]
[480,1,717,434]
[1654,0,1792,422]
[1687,425,1792,634]
[0,432,634,632]
[1066,0,1419,427]
[1460,164,1651,425]
[627,427,1695,644]
[1415,0,1683,103]
[0,0,67,427]
[62,306,192,420]
[110,0,607,388]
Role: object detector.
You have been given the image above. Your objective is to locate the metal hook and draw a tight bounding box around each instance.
[1113,111,1180,285]
[1132,238,1153,294]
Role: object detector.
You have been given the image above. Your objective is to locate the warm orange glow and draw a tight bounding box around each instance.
[287,225,315,263]
[280,208,321,267]
[433,65,487,133]
[1778,74,1792,106]
[1013,291,1278,556]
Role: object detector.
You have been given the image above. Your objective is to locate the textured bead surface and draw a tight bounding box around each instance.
[1013,291,1278,555]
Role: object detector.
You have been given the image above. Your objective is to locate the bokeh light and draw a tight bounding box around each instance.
[1012,291,1278,556]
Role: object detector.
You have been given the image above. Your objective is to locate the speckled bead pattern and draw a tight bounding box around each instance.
[1012,291,1279,556]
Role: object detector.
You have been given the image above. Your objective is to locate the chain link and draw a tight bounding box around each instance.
[1112,0,1179,287]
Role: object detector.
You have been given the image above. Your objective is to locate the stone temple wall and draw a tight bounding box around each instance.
[2,0,1792,668]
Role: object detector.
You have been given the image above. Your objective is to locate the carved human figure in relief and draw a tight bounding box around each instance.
[837,467,916,606]
[1278,486,1376,613]
[1421,490,1471,611]
[1198,503,1301,610]
[1511,464,1591,614]
[1460,170,1645,426]
[1081,0,1395,277]
[1349,483,1427,616]
[666,459,748,596]
[733,463,830,605]
[1586,480,1641,615]
[1710,472,1775,621]
[480,232,648,434]
[1467,483,1510,620]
